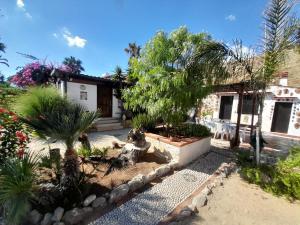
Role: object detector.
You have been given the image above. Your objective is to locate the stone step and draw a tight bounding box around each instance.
[94,123,124,132]
[95,117,120,124]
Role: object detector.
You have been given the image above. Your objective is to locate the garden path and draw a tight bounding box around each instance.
[89,150,231,225]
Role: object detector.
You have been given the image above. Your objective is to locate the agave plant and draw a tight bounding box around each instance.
[0,152,39,225]
[15,87,99,188]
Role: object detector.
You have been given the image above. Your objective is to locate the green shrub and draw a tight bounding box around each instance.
[77,146,92,158]
[176,123,211,137]
[0,151,39,225]
[132,114,156,131]
[240,146,300,200]
[92,147,109,158]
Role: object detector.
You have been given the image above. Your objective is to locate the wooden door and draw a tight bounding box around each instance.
[97,85,112,117]
[219,96,234,120]
[271,102,292,133]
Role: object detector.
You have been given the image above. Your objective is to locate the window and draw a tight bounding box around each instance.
[80,91,88,100]
[242,94,259,115]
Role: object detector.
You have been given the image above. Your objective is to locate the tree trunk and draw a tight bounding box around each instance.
[234,87,244,147]
[255,91,265,165]
[62,147,80,187]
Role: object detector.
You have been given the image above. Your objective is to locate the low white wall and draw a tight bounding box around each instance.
[66,82,97,112]
[146,136,211,166]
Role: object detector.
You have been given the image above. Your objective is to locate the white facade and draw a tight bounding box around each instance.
[62,81,121,118]
[66,81,98,112]
[207,85,300,136]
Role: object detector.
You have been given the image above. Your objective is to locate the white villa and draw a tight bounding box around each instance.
[57,74,122,118]
[205,79,300,136]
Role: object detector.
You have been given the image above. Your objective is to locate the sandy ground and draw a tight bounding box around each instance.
[28,128,131,156]
[176,173,300,225]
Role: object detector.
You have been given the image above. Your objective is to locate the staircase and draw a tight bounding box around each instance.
[92,117,123,132]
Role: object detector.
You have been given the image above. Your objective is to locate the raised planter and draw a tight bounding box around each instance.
[145,133,211,166]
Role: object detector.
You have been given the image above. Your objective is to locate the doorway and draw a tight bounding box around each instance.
[271,102,292,133]
[219,96,234,120]
[97,85,112,117]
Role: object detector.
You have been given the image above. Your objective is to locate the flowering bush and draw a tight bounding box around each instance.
[10,61,72,87]
[0,108,29,161]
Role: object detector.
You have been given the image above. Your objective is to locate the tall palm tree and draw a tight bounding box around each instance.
[15,87,98,187]
[63,56,85,75]
[112,66,125,99]
[0,42,8,67]
[124,42,141,58]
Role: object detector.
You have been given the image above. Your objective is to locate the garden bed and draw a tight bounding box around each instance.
[81,148,168,195]
[145,132,211,166]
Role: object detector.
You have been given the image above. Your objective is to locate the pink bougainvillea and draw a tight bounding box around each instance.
[10,61,72,87]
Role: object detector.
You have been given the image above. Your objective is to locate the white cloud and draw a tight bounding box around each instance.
[225,14,236,21]
[25,12,32,19]
[16,0,25,8]
[55,28,87,48]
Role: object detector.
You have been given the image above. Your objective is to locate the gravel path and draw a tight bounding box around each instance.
[89,151,230,225]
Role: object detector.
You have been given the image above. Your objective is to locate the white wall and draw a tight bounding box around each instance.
[66,82,97,112]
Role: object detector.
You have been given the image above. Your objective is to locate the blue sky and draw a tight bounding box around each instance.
[0,0,275,78]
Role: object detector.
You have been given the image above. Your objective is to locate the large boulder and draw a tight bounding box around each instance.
[41,213,52,225]
[92,197,107,209]
[155,165,171,177]
[28,209,42,225]
[128,174,146,191]
[62,208,85,225]
[109,184,129,203]
[51,207,64,222]
[83,194,96,207]
[191,194,207,210]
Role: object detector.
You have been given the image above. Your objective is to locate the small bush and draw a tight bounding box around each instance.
[132,114,156,131]
[77,146,92,158]
[176,123,211,137]
[0,151,39,225]
[240,146,300,200]
[92,147,109,158]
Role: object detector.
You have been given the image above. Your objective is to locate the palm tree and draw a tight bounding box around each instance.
[15,87,98,187]
[0,41,8,67]
[124,42,141,58]
[112,66,125,99]
[63,56,85,75]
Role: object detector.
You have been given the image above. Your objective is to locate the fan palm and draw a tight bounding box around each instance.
[15,87,99,186]
[0,152,40,225]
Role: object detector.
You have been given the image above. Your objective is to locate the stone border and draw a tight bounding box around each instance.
[166,161,237,224]
[26,161,180,225]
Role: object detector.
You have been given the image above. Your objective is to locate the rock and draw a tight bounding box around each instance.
[62,208,84,225]
[109,184,129,203]
[28,209,42,225]
[51,207,64,222]
[53,223,65,225]
[192,194,207,209]
[0,217,5,225]
[41,213,52,225]
[82,207,93,213]
[92,197,107,209]
[128,174,146,191]
[144,170,157,183]
[202,186,212,196]
[83,194,97,207]
[128,179,144,191]
[176,209,192,221]
[168,161,179,170]
[155,165,171,177]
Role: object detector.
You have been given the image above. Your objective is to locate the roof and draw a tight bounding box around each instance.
[69,74,117,84]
